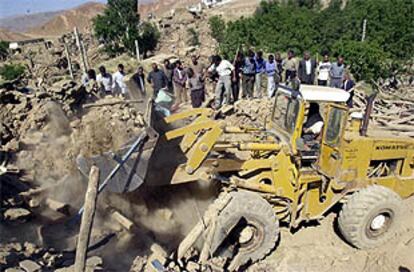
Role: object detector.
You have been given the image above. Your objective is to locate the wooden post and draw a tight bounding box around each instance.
[74,166,100,272]
[64,42,74,80]
[135,40,141,62]
[74,27,88,74]
[361,19,367,42]
[81,40,90,70]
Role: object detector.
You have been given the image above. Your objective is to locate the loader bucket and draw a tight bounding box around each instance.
[76,100,161,193]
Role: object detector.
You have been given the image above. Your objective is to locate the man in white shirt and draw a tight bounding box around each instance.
[317,54,332,86]
[112,64,128,96]
[97,66,113,95]
[208,55,234,108]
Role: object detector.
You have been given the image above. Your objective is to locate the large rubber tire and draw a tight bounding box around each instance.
[211,191,279,266]
[338,185,402,249]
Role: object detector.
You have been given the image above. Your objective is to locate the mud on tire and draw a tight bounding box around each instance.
[211,190,280,267]
[338,185,403,249]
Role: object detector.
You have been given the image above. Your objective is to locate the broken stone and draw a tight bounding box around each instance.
[86,256,103,267]
[4,208,31,221]
[186,261,200,272]
[19,260,41,272]
[45,198,70,215]
[5,268,25,272]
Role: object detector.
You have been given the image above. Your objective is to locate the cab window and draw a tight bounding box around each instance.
[325,107,345,146]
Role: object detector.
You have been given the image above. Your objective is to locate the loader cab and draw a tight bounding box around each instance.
[271,85,351,166]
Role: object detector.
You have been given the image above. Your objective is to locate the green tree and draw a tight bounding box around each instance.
[216,0,414,81]
[209,15,226,43]
[93,0,159,57]
[333,41,389,81]
[0,64,25,81]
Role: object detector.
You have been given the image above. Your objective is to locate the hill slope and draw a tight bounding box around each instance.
[0,11,62,33]
[0,28,31,42]
[27,2,106,37]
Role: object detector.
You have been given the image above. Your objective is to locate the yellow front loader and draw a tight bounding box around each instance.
[79,84,414,270]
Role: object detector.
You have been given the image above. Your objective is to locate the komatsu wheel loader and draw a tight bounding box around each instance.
[78,84,414,270]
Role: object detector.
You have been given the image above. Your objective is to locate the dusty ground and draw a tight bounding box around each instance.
[250,197,414,272]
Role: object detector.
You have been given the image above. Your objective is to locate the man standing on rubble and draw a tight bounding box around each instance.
[208,55,234,108]
[112,64,128,97]
[232,52,243,102]
[317,54,332,86]
[147,63,169,97]
[132,66,146,95]
[163,59,174,93]
[330,55,346,88]
[283,50,298,83]
[254,51,266,97]
[265,54,277,98]
[97,66,112,95]
[173,60,188,105]
[275,52,284,83]
[241,49,256,99]
[298,51,317,85]
[190,55,206,78]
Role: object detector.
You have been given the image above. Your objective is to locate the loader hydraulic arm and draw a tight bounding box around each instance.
[162,109,282,175]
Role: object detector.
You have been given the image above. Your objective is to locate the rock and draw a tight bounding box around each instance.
[0,251,19,266]
[5,268,25,272]
[186,261,200,272]
[23,243,39,257]
[130,255,147,272]
[86,256,103,267]
[19,260,41,272]
[70,120,81,129]
[4,208,31,221]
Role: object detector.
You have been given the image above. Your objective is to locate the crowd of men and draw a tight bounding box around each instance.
[82,49,355,110]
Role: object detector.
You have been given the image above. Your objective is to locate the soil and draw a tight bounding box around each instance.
[250,197,414,272]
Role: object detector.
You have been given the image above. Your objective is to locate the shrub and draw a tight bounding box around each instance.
[0,64,25,81]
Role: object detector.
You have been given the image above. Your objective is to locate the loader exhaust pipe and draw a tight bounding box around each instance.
[360,92,377,137]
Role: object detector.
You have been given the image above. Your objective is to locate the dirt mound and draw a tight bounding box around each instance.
[27,2,106,37]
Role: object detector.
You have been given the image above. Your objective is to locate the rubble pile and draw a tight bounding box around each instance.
[157,8,217,61]
[0,241,103,272]
[353,83,414,138]
[0,80,89,148]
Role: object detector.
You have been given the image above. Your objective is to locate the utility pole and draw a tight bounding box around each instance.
[135,40,141,62]
[63,41,74,80]
[81,40,90,71]
[74,27,88,74]
[361,19,367,42]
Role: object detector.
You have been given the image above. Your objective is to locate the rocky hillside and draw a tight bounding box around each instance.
[27,2,106,37]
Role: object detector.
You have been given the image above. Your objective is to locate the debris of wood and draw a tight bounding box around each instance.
[74,166,100,272]
[111,211,135,231]
[82,99,144,109]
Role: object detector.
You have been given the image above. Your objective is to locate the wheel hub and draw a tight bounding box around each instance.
[370,214,386,230]
[239,226,255,244]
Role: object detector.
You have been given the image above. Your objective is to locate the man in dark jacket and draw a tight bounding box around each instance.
[343,72,355,107]
[163,59,174,93]
[298,51,317,85]
[132,66,146,95]
[147,63,168,97]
